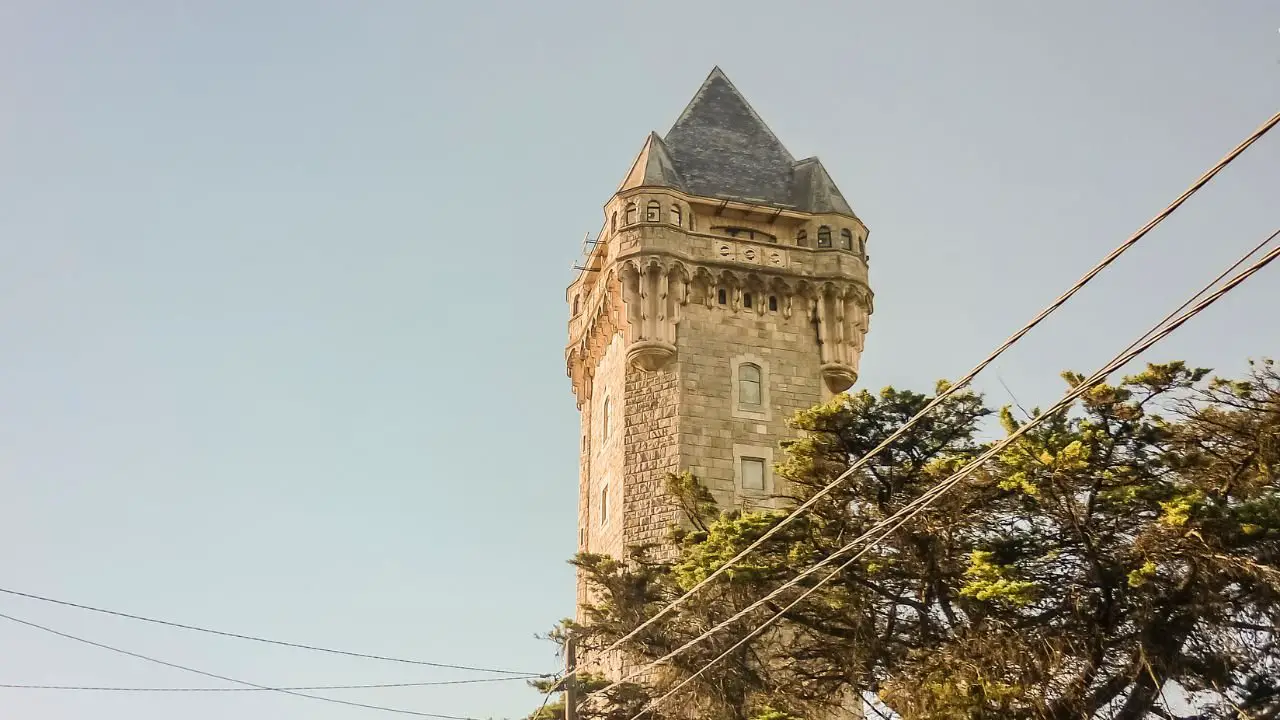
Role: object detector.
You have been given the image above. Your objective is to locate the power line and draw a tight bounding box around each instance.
[0,586,547,678]
[602,227,1280,699]
[551,106,1280,706]
[0,675,543,692]
[624,232,1280,720]
[0,610,493,720]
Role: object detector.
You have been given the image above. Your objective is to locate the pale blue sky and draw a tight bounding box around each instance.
[0,2,1276,719]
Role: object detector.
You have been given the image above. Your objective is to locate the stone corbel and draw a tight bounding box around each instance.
[818,283,858,394]
[625,258,678,372]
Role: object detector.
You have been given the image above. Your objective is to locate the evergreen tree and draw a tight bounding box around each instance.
[538,360,1280,720]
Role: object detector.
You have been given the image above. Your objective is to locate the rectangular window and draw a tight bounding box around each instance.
[739,363,762,406]
[741,458,765,491]
[599,483,609,525]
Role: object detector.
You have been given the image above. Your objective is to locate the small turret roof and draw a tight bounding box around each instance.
[617,132,687,193]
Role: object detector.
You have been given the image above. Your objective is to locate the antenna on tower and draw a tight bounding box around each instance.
[572,231,601,273]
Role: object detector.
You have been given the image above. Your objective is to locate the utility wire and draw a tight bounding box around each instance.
[597,226,1280,698]
[549,106,1280,708]
[624,233,1280,720]
[0,676,542,692]
[0,610,492,720]
[603,227,1280,698]
[0,586,547,678]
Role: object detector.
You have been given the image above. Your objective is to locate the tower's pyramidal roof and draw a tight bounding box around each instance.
[621,67,853,215]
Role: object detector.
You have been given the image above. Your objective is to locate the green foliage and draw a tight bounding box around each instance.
[958,550,1037,606]
[540,359,1280,720]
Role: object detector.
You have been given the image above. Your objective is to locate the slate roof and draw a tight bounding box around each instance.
[620,67,854,216]
[617,132,687,193]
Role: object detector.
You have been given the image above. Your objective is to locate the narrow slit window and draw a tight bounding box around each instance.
[741,457,765,491]
[599,484,609,524]
[739,363,762,406]
[602,396,611,438]
[611,212,617,232]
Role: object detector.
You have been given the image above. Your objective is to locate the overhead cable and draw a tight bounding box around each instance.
[0,586,547,678]
[0,610,493,720]
[625,231,1280,720]
[0,675,544,692]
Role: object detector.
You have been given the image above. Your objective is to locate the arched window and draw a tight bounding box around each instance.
[625,203,638,225]
[572,295,580,315]
[743,292,753,309]
[840,229,853,250]
[796,229,808,247]
[858,236,866,258]
[817,226,832,248]
[739,363,762,406]
[611,212,617,232]
[602,396,611,438]
[646,200,661,222]
[717,288,727,305]
[671,205,682,227]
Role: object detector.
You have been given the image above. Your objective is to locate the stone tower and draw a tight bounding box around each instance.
[565,66,872,625]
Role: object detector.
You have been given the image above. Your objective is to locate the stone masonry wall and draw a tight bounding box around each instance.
[588,333,628,560]
[577,332,629,680]
[622,360,682,557]
[677,298,827,509]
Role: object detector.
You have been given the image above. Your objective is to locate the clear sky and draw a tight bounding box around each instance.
[0,2,1276,719]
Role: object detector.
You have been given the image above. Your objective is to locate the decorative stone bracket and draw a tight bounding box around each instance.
[619,258,689,372]
[812,283,869,393]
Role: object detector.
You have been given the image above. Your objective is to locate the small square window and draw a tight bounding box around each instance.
[741,458,765,491]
